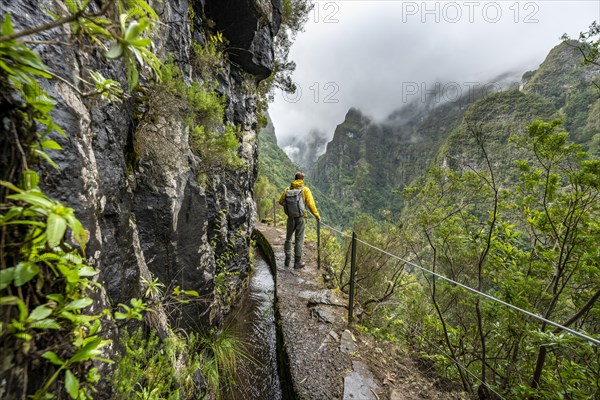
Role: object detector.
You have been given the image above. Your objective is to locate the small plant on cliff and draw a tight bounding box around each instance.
[112,329,204,400]
[138,59,243,172]
[199,326,251,399]
[191,123,244,170]
[192,33,227,81]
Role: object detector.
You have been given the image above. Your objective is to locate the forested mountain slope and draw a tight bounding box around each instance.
[311,41,600,226]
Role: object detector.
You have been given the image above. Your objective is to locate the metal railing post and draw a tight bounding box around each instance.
[317,220,321,269]
[348,231,357,325]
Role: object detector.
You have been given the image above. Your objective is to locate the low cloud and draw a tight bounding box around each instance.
[280,128,329,171]
[269,1,597,146]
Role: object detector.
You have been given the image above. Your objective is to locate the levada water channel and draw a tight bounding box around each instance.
[225,250,292,399]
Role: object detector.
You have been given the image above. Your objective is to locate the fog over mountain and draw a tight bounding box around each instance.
[269,0,600,161]
[280,128,329,172]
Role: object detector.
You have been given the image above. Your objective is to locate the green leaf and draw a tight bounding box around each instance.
[114,311,128,320]
[32,149,60,170]
[0,181,22,194]
[70,337,106,363]
[65,214,87,248]
[57,264,79,284]
[0,220,45,228]
[184,290,199,297]
[29,305,53,320]
[7,192,53,209]
[42,351,64,366]
[65,369,79,399]
[78,266,97,277]
[46,293,65,303]
[129,38,152,47]
[64,297,93,311]
[30,318,61,329]
[128,65,139,90]
[1,13,14,36]
[89,320,101,336]
[14,262,40,286]
[14,332,32,341]
[0,267,15,290]
[59,310,76,322]
[124,20,144,40]
[106,44,123,59]
[46,213,67,247]
[0,59,15,75]
[41,140,62,150]
[0,295,21,306]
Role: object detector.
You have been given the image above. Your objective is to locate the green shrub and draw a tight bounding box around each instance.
[111,326,249,400]
[191,123,244,170]
[198,327,251,399]
[112,329,203,400]
[192,35,226,81]
[148,59,242,171]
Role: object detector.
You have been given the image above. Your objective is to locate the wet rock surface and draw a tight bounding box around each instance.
[343,361,379,400]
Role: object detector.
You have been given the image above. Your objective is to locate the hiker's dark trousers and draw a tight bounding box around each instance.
[284,216,306,263]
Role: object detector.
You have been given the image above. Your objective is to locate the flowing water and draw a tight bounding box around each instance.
[227,253,283,399]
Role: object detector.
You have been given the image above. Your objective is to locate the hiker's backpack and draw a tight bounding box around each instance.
[283,186,305,218]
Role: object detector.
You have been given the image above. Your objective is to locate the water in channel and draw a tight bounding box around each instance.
[226,252,282,400]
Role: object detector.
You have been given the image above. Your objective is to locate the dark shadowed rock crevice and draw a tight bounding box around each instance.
[203,0,282,79]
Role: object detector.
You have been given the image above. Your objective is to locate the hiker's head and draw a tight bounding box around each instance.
[295,172,305,180]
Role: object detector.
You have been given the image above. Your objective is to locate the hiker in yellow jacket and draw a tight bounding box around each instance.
[278,172,320,269]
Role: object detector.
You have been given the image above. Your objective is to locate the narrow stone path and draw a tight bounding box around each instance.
[255,223,380,400]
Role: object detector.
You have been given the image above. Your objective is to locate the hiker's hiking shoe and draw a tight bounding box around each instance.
[284,257,291,267]
[294,262,305,269]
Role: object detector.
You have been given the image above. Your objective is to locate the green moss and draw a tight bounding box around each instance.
[192,37,226,82]
[146,58,242,171]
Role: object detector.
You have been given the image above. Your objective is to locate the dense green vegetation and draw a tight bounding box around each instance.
[137,57,244,175]
[312,87,487,227]
[255,114,298,222]
[320,117,600,399]
[112,326,249,400]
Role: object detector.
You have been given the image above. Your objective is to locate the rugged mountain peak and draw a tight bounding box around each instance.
[310,40,600,227]
[522,40,600,105]
[344,107,370,124]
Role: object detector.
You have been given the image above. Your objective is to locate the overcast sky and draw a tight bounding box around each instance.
[268,0,600,146]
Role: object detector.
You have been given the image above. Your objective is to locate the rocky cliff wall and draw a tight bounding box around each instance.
[2,0,280,332]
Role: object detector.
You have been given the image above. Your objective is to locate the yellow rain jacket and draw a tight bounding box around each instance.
[278,179,321,220]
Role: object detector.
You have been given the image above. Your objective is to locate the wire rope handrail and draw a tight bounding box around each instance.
[318,220,600,346]
[353,279,507,400]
